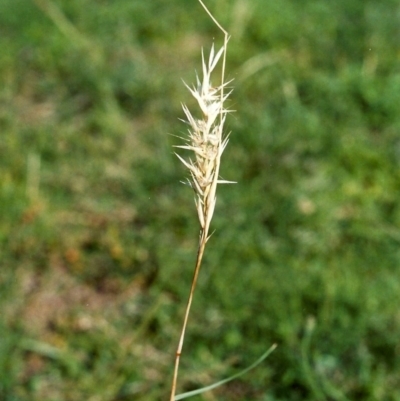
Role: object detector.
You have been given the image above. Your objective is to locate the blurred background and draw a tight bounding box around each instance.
[1,0,400,400]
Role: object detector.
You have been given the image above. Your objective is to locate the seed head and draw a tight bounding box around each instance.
[175,44,235,235]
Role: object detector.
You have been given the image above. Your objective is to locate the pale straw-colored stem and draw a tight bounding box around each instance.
[169,230,208,401]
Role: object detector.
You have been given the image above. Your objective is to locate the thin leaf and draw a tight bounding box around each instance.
[174,344,277,400]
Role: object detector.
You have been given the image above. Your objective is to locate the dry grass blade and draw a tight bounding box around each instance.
[169,1,234,400]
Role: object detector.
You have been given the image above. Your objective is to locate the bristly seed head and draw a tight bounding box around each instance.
[175,43,235,235]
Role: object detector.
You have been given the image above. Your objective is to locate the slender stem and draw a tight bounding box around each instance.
[169,230,208,401]
[198,0,228,36]
[198,0,229,136]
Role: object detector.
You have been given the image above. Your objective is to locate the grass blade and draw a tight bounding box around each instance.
[175,344,277,400]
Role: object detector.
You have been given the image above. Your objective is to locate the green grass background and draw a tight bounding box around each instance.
[1,0,400,400]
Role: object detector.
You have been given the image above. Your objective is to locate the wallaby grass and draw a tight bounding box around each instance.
[1,0,400,400]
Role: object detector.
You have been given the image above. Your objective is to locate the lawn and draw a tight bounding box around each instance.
[1,0,400,400]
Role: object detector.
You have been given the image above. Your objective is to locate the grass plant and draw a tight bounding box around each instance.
[170,2,234,399]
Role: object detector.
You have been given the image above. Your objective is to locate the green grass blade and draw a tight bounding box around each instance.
[175,344,277,400]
